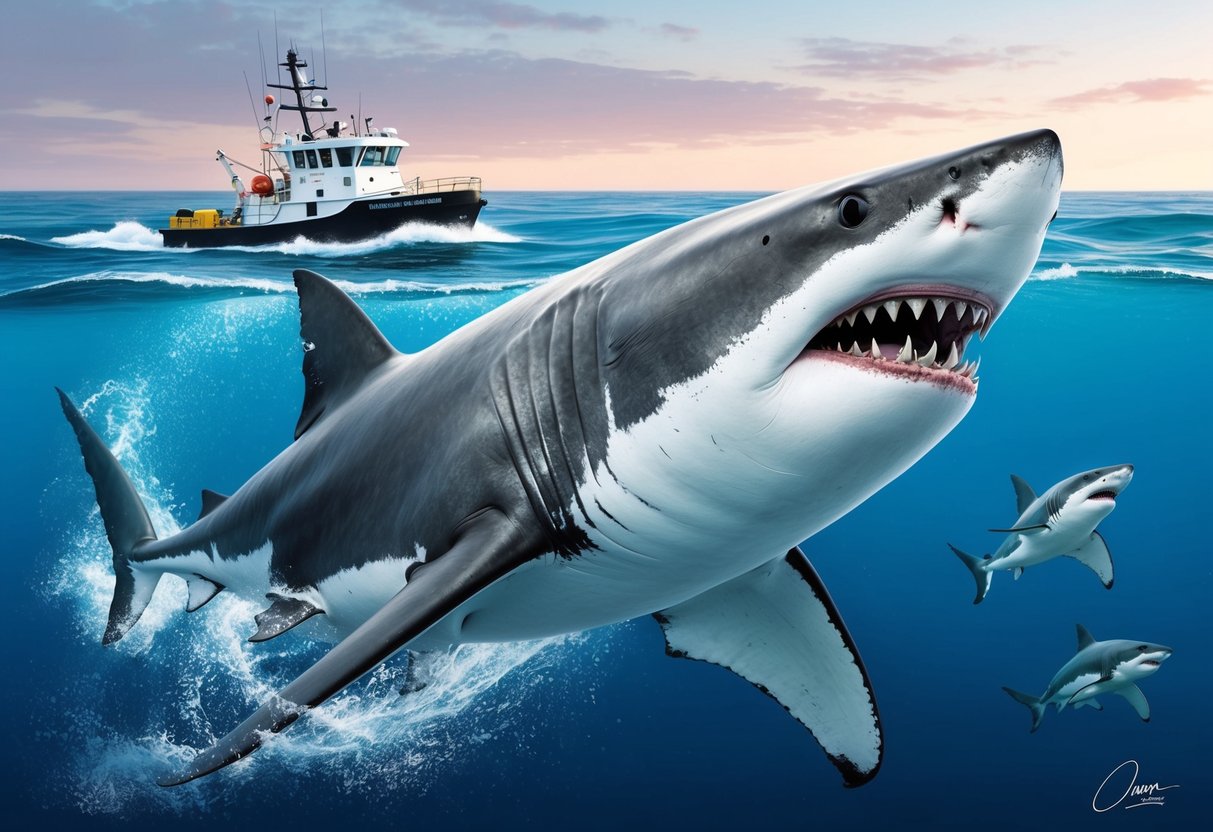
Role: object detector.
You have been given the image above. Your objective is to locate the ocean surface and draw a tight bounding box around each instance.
[1,190,1209,829]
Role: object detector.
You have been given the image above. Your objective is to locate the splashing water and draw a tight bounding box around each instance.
[47,220,520,256]
[46,378,584,815]
[52,221,167,251]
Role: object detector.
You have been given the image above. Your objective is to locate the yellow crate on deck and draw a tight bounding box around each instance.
[169,209,220,229]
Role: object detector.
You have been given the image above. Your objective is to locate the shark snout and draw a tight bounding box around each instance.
[1086,464,1134,501]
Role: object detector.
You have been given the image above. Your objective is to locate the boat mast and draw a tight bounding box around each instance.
[268,48,336,140]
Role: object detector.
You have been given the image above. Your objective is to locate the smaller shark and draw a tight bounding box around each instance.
[1003,624,1171,732]
[950,465,1133,604]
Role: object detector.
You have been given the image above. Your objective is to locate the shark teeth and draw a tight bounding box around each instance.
[808,293,991,382]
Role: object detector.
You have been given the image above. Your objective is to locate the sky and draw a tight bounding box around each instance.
[0,0,1210,191]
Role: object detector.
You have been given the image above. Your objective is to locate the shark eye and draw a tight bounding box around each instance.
[1138,645,1149,652]
[838,195,869,228]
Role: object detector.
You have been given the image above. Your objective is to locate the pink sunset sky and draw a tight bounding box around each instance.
[1,0,1209,191]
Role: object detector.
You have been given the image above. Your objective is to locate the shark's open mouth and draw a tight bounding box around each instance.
[1088,490,1118,501]
[804,289,993,387]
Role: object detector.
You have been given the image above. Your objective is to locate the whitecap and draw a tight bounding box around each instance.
[51,221,166,251]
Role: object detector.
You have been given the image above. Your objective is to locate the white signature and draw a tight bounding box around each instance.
[1092,760,1180,812]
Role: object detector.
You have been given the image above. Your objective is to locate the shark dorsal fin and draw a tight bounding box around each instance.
[1010,474,1037,516]
[198,489,228,520]
[1076,623,1096,651]
[293,269,398,440]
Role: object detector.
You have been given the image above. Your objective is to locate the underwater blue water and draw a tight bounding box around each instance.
[1,190,1210,829]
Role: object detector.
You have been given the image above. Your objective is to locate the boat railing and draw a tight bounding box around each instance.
[405,176,483,195]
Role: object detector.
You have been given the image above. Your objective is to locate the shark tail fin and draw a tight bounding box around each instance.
[1002,686,1046,732]
[948,544,993,604]
[57,388,163,645]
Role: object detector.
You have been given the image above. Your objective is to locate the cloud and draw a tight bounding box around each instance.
[795,37,1051,79]
[658,23,698,41]
[1049,77,1211,107]
[384,0,610,33]
[372,52,984,159]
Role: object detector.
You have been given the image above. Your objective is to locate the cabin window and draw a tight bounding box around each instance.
[307,202,318,217]
[385,146,401,166]
[359,146,386,166]
[335,147,354,166]
[305,150,319,169]
[318,148,333,168]
[292,150,306,169]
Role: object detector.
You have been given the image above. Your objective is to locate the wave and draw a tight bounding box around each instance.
[0,270,546,307]
[230,221,522,255]
[44,379,584,815]
[1032,262,1212,282]
[52,221,166,251]
[44,220,520,255]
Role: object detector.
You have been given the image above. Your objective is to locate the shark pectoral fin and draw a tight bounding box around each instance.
[158,508,529,787]
[249,595,324,642]
[292,269,400,440]
[1010,474,1037,516]
[654,547,881,788]
[1065,531,1114,589]
[1064,676,1110,709]
[1117,684,1150,721]
[185,574,225,613]
[988,523,1049,534]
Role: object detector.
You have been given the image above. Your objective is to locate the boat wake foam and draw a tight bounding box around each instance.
[52,222,167,251]
[231,220,522,255]
[44,378,589,815]
[48,220,520,255]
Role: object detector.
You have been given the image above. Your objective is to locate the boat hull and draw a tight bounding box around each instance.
[159,189,486,248]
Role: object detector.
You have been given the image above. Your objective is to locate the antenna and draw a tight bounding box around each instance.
[320,10,328,87]
[357,94,362,138]
[274,11,282,88]
[243,72,262,134]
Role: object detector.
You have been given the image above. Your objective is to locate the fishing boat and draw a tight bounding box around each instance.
[160,48,486,248]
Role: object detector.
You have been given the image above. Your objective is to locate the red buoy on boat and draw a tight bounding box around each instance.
[250,174,274,195]
[264,94,275,106]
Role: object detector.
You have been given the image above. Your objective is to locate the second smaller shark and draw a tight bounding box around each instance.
[950,465,1133,604]
[1003,624,1172,732]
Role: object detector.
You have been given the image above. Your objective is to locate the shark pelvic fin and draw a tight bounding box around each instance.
[654,547,882,788]
[57,388,163,645]
[186,575,225,613]
[249,594,324,642]
[198,489,228,520]
[1065,531,1114,589]
[1002,687,1046,732]
[292,269,399,440]
[1117,683,1150,721]
[949,544,993,604]
[1076,623,1096,651]
[1074,697,1103,711]
[1010,474,1037,516]
[1012,567,1024,581]
[399,652,431,695]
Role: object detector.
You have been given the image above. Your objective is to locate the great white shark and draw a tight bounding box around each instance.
[1004,624,1172,732]
[950,465,1133,603]
[58,129,1063,788]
